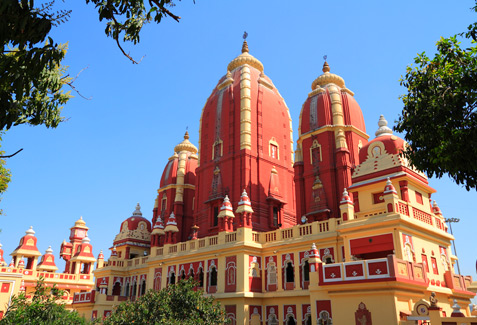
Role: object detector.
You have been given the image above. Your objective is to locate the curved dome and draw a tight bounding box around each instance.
[358,115,405,164]
[359,134,406,164]
[159,133,198,189]
[299,62,366,136]
[117,203,152,234]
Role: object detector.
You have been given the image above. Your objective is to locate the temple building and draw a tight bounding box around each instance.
[2,40,476,324]
[0,218,96,318]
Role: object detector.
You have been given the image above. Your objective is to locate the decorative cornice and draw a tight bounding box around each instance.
[297,125,369,143]
[227,52,264,73]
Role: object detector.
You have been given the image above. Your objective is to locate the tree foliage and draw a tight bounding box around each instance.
[103,278,228,325]
[0,277,88,325]
[396,3,477,190]
[86,0,183,64]
[0,0,72,132]
[0,0,185,200]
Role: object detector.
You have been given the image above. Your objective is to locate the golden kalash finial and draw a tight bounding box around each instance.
[242,31,249,53]
[322,55,330,73]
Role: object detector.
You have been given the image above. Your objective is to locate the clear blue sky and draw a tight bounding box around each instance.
[1,0,476,293]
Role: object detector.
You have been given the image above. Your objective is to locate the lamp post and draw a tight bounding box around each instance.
[445,217,461,275]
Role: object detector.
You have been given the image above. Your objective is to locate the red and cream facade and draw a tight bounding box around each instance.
[42,41,477,323]
[0,218,96,318]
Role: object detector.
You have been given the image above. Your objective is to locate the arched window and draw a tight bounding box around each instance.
[269,137,279,159]
[286,315,296,325]
[198,267,204,287]
[112,281,121,296]
[169,271,176,285]
[189,267,195,279]
[310,139,322,165]
[131,281,137,298]
[140,279,146,296]
[212,140,223,160]
[210,266,218,286]
[303,260,310,282]
[286,262,294,283]
[180,269,186,280]
[267,261,277,287]
[226,262,236,285]
[154,271,162,291]
[250,261,260,278]
[124,282,130,297]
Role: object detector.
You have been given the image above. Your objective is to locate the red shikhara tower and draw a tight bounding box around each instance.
[194,40,296,236]
[294,62,368,221]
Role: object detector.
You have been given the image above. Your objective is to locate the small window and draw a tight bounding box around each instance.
[198,268,204,287]
[372,192,384,204]
[210,267,218,286]
[140,279,146,296]
[303,260,310,282]
[286,262,294,283]
[430,257,439,275]
[271,144,278,158]
[310,140,322,165]
[169,272,176,285]
[415,191,423,205]
[213,206,219,227]
[421,254,429,272]
[272,207,279,227]
[213,140,223,160]
[269,137,279,159]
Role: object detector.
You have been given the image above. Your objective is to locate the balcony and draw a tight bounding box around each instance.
[320,255,427,286]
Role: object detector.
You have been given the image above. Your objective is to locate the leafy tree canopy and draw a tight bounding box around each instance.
[0,0,183,132]
[0,0,184,200]
[103,278,228,325]
[0,277,88,325]
[396,3,477,190]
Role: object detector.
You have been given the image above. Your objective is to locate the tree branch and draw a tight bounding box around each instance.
[150,0,181,22]
[0,149,23,158]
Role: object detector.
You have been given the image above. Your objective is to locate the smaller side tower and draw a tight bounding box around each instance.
[69,237,96,275]
[60,217,89,273]
[10,227,41,270]
[37,246,58,272]
[113,203,151,259]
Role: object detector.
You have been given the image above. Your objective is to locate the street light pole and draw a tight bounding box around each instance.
[445,217,461,275]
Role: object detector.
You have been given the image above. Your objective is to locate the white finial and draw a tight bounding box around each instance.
[342,188,349,197]
[45,246,53,254]
[375,115,393,137]
[386,177,392,185]
[452,299,461,313]
[133,203,142,216]
[311,243,317,250]
[26,226,35,236]
[224,195,230,203]
[242,189,248,196]
[82,237,91,244]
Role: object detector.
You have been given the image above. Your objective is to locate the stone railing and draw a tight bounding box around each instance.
[103,220,338,267]
[353,199,448,233]
[320,255,427,286]
[0,267,92,282]
[72,290,95,304]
